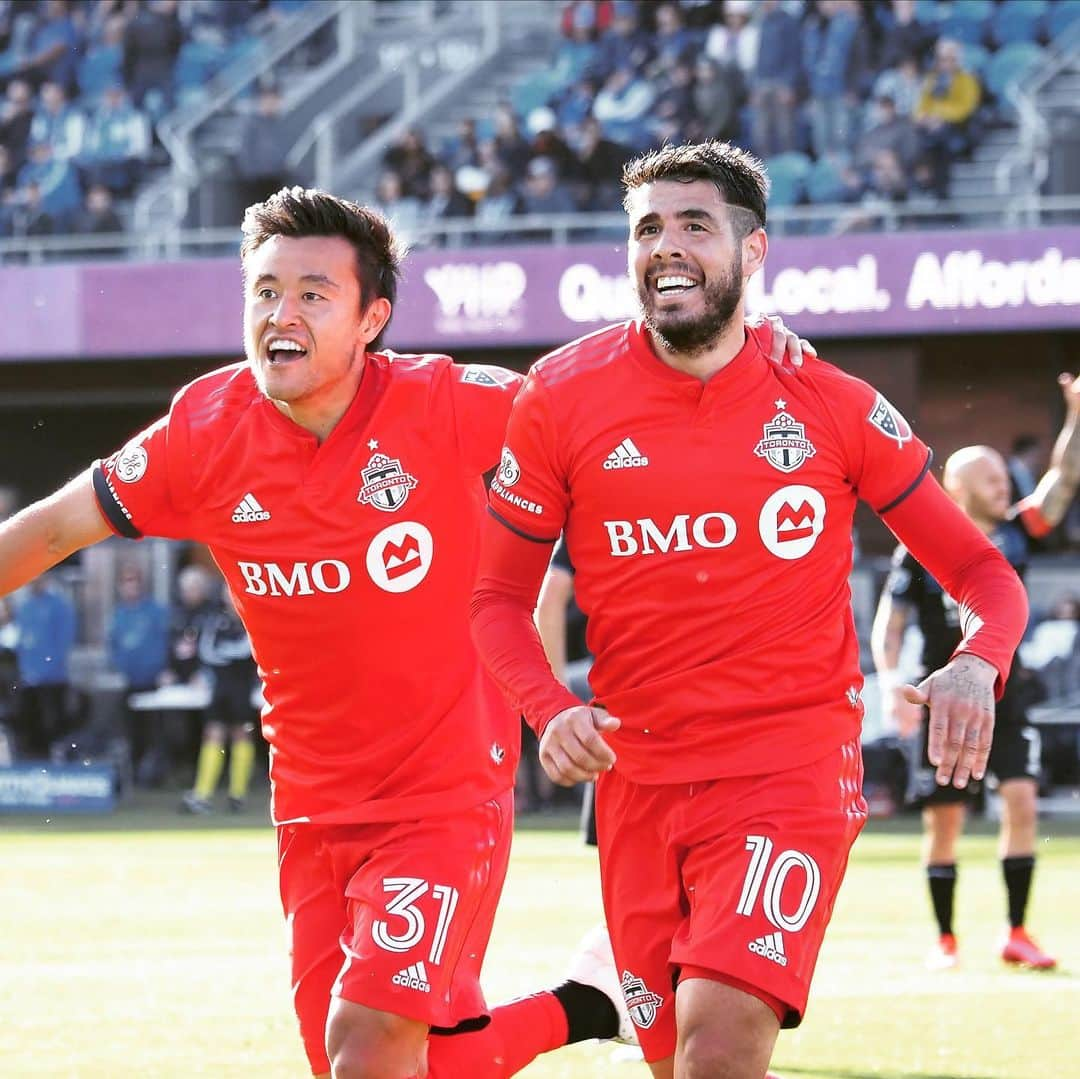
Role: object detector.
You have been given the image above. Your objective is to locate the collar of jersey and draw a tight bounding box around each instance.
[627,319,768,401]
[258,351,389,443]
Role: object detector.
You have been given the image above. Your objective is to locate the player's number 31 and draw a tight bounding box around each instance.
[372,876,460,965]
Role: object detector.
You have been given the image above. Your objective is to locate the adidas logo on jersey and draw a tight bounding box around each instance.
[748,931,788,967]
[603,437,649,470]
[231,493,271,523]
[392,961,431,993]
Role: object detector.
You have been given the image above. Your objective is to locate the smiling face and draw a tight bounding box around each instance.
[627,179,765,356]
[242,234,389,435]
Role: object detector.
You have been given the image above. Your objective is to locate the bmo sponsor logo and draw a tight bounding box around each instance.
[238,559,350,597]
[366,522,434,593]
[605,512,736,557]
[758,485,826,560]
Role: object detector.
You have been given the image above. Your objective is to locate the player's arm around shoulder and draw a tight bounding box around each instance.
[0,469,111,595]
[1020,372,1080,531]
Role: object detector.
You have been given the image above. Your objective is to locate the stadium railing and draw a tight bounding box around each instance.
[5,195,1080,264]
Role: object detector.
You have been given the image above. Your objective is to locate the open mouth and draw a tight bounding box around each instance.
[652,274,699,297]
[266,338,308,364]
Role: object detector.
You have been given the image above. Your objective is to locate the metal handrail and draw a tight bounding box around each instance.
[5,195,1080,264]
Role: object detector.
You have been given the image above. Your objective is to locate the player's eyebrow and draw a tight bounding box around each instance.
[252,272,341,290]
[633,208,720,230]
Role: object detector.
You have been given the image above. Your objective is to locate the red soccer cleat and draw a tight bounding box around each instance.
[1001,927,1057,970]
[926,933,959,970]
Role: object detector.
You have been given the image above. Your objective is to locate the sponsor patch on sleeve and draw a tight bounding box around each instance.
[462,364,515,387]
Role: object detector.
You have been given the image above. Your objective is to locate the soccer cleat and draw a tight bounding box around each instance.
[179,791,213,815]
[1001,927,1057,970]
[227,796,246,813]
[565,925,638,1044]
[925,933,959,970]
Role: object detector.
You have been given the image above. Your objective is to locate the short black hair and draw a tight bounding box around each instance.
[622,140,769,232]
[240,186,404,348]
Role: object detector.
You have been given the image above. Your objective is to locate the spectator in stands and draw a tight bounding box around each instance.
[803,0,873,158]
[572,115,631,210]
[1009,435,1044,503]
[473,163,523,230]
[7,179,54,238]
[78,12,127,104]
[381,126,436,199]
[78,82,151,197]
[525,106,581,180]
[232,83,291,208]
[914,37,981,200]
[560,0,613,40]
[593,0,652,82]
[552,6,601,87]
[554,73,600,131]
[650,60,696,144]
[0,77,34,170]
[492,102,531,175]
[421,162,473,224]
[18,0,81,95]
[873,51,924,120]
[109,562,170,787]
[592,63,655,148]
[75,182,123,243]
[16,139,82,228]
[29,80,84,161]
[122,0,182,111]
[749,0,801,157]
[446,116,480,171]
[704,0,760,84]
[878,0,933,72]
[0,143,15,202]
[645,3,698,79]
[855,92,921,173]
[12,571,76,758]
[691,56,742,143]
[372,168,422,236]
[520,155,578,214]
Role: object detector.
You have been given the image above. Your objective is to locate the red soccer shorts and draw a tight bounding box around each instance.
[276,789,513,1074]
[596,738,867,1063]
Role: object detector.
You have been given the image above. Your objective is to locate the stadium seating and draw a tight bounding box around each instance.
[984,42,1046,101]
[764,152,811,207]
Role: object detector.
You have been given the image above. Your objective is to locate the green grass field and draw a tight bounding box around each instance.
[2,804,1078,1079]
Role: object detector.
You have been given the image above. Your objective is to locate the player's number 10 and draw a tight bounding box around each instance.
[372,876,460,965]
[736,835,821,933]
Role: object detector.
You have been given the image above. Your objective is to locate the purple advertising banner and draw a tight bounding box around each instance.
[2,225,1078,361]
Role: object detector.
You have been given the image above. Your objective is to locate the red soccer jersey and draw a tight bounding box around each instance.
[94,353,522,824]
[489,321,933,783]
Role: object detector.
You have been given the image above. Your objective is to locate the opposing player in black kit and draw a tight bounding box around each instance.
[872,373,1080,970]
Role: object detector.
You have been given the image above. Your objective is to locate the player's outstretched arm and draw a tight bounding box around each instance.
[0,469,111,595]
[881,475,1028,789]
[1024,372,1080,529]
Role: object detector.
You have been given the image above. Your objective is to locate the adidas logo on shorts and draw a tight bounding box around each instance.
[748,930,788,967]
[603,437,649,470]
[231,492,271,523]
[392,961,431,993]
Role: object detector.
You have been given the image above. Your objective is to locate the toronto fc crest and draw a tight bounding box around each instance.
[620,971,663,1029]
[754,404,817,474]
[357,453,418,512]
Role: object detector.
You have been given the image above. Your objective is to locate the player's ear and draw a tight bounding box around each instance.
[358,297,392,346]
[743,226,767,279]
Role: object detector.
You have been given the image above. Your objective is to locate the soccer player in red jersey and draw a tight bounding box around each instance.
[469,142,1030,1079]
[0,188,653,1079]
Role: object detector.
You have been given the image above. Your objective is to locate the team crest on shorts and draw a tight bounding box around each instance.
[867,393,913,448]
[357,452,418,512]
[754,402,816,473]
[620,971,663,1029]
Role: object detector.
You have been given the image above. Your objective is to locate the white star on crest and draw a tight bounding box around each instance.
[367,439,378,450]
[774,399,786,410]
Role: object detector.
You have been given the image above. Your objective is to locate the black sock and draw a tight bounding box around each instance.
[927,862,957,936]
[552,981,619,1043]
[1002,855,1035,929]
